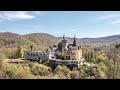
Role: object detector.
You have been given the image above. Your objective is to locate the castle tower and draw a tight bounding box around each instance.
[63,34,65,40]
[73,35,77,47]
[61,34,68,56]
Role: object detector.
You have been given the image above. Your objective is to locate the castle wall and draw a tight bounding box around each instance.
[63,47,82,60]
[25,48,57,61]
[25,52,51,61]
[70,49,82,60]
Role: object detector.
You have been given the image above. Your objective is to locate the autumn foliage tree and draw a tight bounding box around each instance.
[16,46,24,58]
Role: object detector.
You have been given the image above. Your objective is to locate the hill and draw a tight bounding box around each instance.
[23,33,59,51]
[0,32,120,50]
[0,32,58,52]
[0,32,32,47]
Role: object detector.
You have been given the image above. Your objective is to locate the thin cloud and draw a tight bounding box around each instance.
[0,11,35,21]
[111,19,120,24]
[95,14,120,21]
[94,13,120,24]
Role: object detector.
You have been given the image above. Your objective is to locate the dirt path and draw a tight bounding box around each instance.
[4,58,29,64]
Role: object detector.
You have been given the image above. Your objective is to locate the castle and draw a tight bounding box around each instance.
[25,35,84,68]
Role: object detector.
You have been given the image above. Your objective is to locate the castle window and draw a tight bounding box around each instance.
[44,53,46,55]
[68,56,70,59]
[72,56,76,60]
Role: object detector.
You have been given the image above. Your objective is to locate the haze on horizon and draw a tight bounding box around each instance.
[0,11,120,38]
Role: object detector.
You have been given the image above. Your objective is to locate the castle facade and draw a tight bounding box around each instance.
[55,35,82,61]
[25,35,83,65]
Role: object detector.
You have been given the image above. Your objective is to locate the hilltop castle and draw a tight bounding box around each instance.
[25,35,83,66]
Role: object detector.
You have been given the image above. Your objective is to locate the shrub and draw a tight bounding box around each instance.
[54,65,71,79]
[30,62,52,76]
[3,64,33,79]
[0,53,6,79]
[89,64,107,79]
[70,71,79,79]
[0,47,17,59]
[79,65,88,79]
[95,54,107,64]
[79,65,106,79]
[37,74,61,79]
[99,62,108,73]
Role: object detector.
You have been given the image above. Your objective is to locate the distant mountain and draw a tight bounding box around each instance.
[56,34,120,47]
[77,35,120,47]
[0,32,120,50]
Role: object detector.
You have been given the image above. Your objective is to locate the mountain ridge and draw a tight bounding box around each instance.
[2,31,120,39]
[0,32,120,49]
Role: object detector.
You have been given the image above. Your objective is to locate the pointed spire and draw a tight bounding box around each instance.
[63,34,65,40]
[73,34,77,46]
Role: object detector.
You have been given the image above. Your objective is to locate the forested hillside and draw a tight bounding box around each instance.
[0,32,120,79]
[0,32,59,58]
[0,32,120,58]
[1,32,120,49]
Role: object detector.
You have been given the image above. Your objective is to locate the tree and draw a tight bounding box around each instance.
[70,71,79,79]
[30,44,33,51]
[16,46,24,58]
[0,53,6,79]
[30,63,52,76]
[54,65,71,79]
[82,48,95,62]
[79,65,88,79]
[3,64,33,79]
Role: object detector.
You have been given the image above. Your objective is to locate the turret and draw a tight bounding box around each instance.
[63,34,65,40]
[73,35,77,46]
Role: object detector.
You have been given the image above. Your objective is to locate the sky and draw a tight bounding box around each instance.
[0,11,120,38]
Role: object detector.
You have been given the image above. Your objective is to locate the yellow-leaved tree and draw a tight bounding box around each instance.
[16,46,24,58]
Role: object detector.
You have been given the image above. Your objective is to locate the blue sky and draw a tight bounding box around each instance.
[0,11,120,38]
